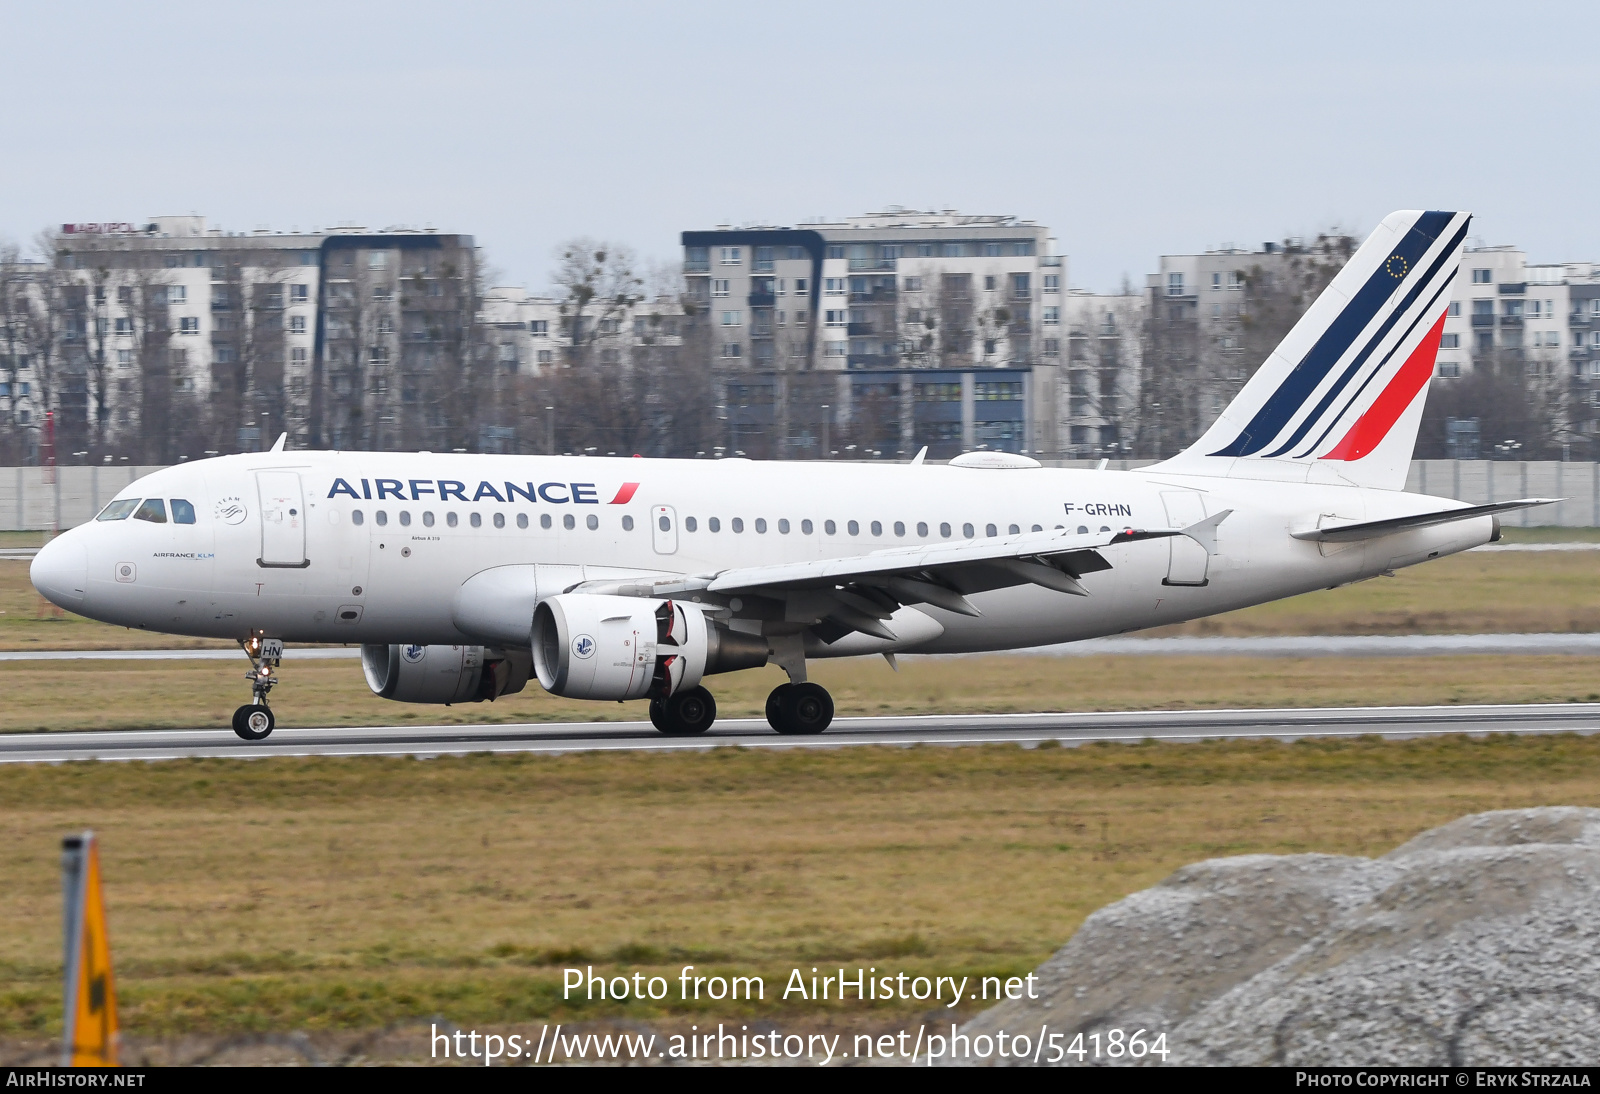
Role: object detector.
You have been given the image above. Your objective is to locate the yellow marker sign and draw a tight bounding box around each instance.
[62,831,118,1067]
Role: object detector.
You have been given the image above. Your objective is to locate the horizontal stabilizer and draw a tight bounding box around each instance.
[1290,499,1558,543]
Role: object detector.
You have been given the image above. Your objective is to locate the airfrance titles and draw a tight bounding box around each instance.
[326,477,638,506]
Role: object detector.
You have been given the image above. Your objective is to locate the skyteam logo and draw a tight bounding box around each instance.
[402,644,426,664]
[213,497,248,525]
[571,634,596,659]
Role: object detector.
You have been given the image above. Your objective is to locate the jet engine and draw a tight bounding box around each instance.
[532,594,768,701]
[361,643,531,704]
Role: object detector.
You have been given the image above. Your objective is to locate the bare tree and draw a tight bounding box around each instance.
[553,239,644,370]
[1417,345,1573,460]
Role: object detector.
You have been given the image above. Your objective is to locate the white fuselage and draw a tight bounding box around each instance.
[32,451,1492,654]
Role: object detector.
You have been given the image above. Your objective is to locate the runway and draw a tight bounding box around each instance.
[3,703,1598,764]
[9,632,1600,660]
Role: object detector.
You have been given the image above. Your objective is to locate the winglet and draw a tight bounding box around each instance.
[1182,509,1232,556]
[269,432,287,453]
[909,446,928,466]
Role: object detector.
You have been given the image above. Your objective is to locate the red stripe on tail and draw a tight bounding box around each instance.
[1320,312,1447,462]
[609,482,640,504]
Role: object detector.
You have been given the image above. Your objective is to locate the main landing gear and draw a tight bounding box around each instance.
[649,686,718,736]
[233,636,282,741]
[765,682,835,735]
[645,681,837,736]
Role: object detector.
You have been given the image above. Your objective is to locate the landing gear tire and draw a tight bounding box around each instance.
[765,683,793,726]
[767,682,833,735]
[654,686,717,736]
[232,704,275,741]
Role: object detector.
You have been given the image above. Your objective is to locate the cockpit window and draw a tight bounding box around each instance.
[171,499,196,524]
[96,499,140,521]
[133,498,168,523]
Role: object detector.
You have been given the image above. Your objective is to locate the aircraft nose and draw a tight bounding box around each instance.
[30,534,88,610]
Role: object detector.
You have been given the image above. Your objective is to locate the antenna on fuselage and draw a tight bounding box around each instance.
[909,446,928,466]
[269,433,287,453]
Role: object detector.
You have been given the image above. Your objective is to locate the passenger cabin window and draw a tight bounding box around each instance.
[939,523,951,537]
[446,512,458,528]
[399,511,412,527]
[801,519,813,534]
[708,517,721,532]
[97,499,139,521]
[133,498,167,523]
[623,515,635,531]
[352,509,365,526]
[778,519,790,534]
[493,513,505,528]
[824,520,837,535]
[541,514,552,529]
[563,514,575,530]
[517,514,529,529]
[470,512,481,528]
[586,515,598,530]
[894,521,905,536]
[171,499,196,524]
[376,511,388,526]
[685,516,698,532]
[422,512,435,527]
[755,518,767,533]
[732,518,744,533]
[917,522,928,537]
[1009,524,1020,535]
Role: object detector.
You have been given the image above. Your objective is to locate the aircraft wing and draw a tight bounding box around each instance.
[1290,499,1557,543]
[574,515,1228,644]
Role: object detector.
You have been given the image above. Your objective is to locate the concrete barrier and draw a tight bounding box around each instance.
[0,465,169,532]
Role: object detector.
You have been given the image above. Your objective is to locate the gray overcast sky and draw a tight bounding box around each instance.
[2,1,1594,293]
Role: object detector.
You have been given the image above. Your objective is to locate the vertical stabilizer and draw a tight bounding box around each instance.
[1153,210,1470,490]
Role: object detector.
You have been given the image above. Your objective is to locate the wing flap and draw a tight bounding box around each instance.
[706,525,1180,594]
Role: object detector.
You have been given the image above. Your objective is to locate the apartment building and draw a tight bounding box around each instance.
[478,286,687,375]
[681,209,1142,459]
[17,216,477,458]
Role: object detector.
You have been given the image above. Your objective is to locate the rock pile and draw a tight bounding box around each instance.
[964,808,1600,1065]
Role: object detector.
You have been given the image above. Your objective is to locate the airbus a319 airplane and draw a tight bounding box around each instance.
[31,210,1553,741]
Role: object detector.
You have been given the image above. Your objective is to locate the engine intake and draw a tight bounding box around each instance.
[532,593,768,701]
[361,643,531,704]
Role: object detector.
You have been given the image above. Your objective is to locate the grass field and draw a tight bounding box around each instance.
[3,543,1599,653]
[3,735,1599,1035]
[4,653,1600,734]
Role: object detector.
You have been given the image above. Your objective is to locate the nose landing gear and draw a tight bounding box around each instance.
[234,637,282,741]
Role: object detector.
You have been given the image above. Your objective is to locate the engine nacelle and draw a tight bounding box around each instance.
[532,594,768,702]
[361,643,531,704]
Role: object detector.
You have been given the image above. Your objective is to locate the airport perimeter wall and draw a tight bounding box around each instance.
[0,460,1597,531]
